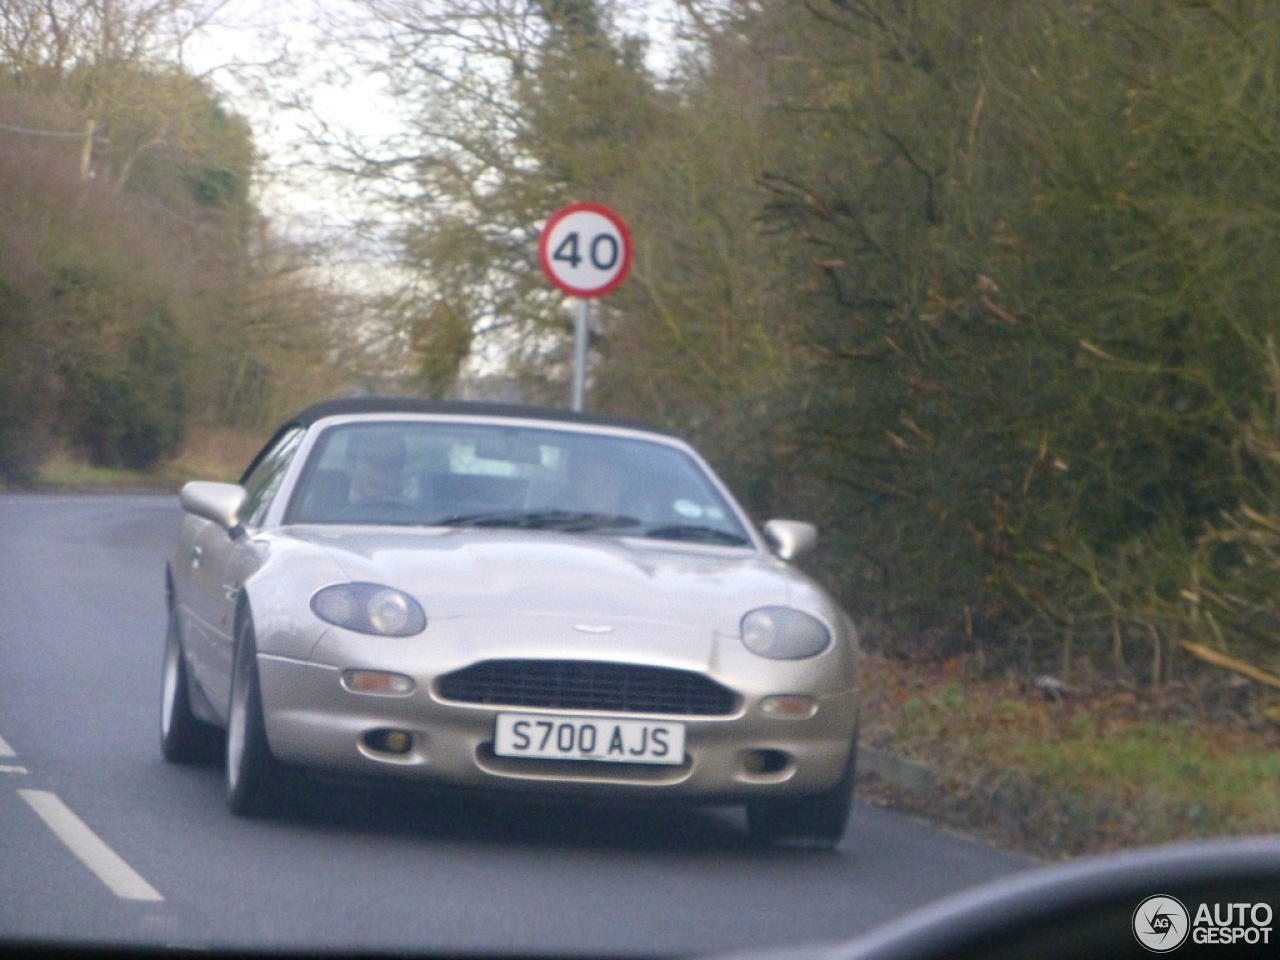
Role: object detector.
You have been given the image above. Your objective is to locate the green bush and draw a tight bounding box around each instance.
[59,308,188,471]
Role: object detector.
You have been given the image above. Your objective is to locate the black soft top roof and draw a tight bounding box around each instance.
[286,396,674,437]
[239,397,675,485]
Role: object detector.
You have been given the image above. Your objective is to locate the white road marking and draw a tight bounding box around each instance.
[18,790,164,902]
[0,732,15,757]
[0,765,28,775]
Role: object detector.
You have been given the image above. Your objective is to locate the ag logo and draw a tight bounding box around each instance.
[1133,895,1190,952]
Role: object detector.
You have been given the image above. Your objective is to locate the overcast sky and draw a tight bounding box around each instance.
[183,0,682,236]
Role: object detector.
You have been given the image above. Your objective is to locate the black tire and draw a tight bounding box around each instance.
[225,614,292,817]
[746,736,858,849]
[160,603,220,764]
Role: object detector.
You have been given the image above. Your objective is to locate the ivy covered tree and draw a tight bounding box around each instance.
[0,1,342,475]
[698,0,1280,678]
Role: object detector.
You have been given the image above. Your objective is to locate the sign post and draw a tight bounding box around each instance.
[571,299,591,413]
[538,202,632,411]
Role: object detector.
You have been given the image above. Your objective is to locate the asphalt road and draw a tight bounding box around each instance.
[0,493,1036,956]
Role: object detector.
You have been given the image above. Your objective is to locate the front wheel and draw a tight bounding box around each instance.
[746,737,858,849]
[226,615,292,817]
[160,604,219,764]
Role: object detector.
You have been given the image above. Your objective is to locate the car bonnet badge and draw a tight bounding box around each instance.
[573,623,615,635]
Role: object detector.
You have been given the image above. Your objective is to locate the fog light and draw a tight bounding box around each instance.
[363,728,413,755]
[742,749,790,774]
[342,670,415,696]
[760,695,817,719]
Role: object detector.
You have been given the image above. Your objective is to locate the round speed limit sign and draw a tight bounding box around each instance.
[538,202,632,298]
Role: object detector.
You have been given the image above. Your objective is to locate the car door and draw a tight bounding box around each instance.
[182,426,306,722]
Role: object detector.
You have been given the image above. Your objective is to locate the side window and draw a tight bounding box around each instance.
[240,427,305,528]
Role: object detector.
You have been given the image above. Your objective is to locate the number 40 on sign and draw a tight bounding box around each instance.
[538,202,632,298]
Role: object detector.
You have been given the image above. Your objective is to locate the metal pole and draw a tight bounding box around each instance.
[80,119,96,182]
[571,298,590,412]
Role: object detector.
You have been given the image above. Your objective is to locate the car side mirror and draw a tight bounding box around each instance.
[180,481,248,539]
[763,519,818,561]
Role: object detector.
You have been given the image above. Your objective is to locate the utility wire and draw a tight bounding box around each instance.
[0,121,108,142]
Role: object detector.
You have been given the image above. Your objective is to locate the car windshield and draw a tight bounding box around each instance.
[286,421,752,547]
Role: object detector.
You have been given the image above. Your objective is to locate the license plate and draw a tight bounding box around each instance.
[494,713,685,765]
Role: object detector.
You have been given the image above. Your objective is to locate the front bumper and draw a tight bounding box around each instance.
[257,653,859,803]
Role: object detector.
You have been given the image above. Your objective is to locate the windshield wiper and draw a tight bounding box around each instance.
[642,524,750,546]
[437,509,643,533]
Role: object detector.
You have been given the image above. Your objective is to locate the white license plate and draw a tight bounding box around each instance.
[494,713,685,765]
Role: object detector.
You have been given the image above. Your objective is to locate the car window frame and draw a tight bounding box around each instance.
[238,425,306,529]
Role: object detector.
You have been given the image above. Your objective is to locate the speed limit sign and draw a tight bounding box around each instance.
[538,202,632,298]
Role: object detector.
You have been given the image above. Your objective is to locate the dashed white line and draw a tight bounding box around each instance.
[0,734,24,772]
[18,789,164,902]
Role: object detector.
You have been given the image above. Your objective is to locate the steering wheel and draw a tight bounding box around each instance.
[333,496,417,521]
[352,496,414,508]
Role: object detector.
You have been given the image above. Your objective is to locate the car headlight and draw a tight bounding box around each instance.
[741,607,831,660]
[311,583,427,637]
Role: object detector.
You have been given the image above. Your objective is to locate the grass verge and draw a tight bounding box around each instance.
[858,652,1280,858]
[28,427,263,492]
[32,458,176,492]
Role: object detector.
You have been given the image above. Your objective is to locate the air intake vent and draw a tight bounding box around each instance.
[436,660,738,716]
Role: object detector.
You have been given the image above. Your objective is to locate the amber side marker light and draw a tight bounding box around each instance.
[341,670,415,696]
[759,695,817,719]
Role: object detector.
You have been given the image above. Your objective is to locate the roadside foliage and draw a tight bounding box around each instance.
[333,0,1280,691]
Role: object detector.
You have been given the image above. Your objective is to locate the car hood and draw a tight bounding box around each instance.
[283,525,805,631]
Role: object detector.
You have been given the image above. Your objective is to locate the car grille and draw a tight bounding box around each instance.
[435,660,738,716]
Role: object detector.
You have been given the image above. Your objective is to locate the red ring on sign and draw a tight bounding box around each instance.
[538,202,632,298]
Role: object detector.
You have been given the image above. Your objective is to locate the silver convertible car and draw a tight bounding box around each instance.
[162,398,860,845]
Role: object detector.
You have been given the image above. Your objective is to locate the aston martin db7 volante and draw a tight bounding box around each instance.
[162,397,860,846]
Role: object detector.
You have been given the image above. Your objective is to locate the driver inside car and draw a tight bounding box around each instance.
[345,429,408,504]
